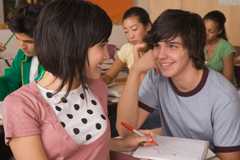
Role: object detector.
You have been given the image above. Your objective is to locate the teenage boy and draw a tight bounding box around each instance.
[0,4,44,101]
[117,9,240,160]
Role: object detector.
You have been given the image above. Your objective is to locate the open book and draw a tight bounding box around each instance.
[132,135,209,160]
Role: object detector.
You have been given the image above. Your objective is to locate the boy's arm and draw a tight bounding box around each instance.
[217,151,240,160]
[116,44,157,136]
[116,69,150,136]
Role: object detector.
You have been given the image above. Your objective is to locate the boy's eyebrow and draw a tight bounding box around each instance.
[165,41,182,45]
[15,36,34,43]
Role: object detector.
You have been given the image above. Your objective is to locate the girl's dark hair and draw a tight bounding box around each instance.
[7,4,43,37]
[145,9,206,69]
[34,0,112,96]
[203,10,227,40]
[122,7,151,26]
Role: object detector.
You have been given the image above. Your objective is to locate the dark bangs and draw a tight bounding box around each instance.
[7,4,43,37]
[88,8,112,46]
[34,0,112,96]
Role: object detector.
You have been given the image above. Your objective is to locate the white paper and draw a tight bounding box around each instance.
[132,136,209,160]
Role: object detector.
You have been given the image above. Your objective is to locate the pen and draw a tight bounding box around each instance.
[121,121,158,145]
[4,33,15,48]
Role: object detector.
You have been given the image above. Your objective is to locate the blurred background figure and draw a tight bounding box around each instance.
[203,10,236,85]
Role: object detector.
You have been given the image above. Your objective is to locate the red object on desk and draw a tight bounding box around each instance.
[121,122,158,145]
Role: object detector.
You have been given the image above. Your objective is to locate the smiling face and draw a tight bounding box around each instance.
[86,42,109,78]
[153,36,194,79]
[204,19,221,43]
[15,33,35,56]
[122,16,150,45]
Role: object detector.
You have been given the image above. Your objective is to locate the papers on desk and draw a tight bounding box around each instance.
[108,73,127,103]
[132,135,209,160]
[100,58,128,103]
[108,84,123,103]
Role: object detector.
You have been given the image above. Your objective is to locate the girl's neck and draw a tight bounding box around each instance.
[171,63,204,92]
[207,37,220,46]
[37,71,80,91]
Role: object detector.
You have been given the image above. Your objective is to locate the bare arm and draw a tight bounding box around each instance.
[116,44,157,136]
[217,151,240,160]
[102,58,126,84]
[9,135,48,160]
[223,53,234,81]
[116,69,151,136]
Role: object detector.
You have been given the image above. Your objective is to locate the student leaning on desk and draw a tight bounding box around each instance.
[116,9,240,160]
[2,0,155,159]
[0,4,45,101]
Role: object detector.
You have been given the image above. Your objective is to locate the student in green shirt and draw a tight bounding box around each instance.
[0,4,45,101]
[204,10,236,83]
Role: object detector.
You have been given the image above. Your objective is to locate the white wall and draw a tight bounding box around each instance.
[109,24,127,48]
[109,0,240,46]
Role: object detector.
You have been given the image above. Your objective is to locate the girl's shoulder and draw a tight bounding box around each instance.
[218,38,234,48]
[216,38,235,54]
[119,43,134,52]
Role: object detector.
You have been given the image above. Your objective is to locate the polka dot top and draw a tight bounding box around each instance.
[37,84,107,144]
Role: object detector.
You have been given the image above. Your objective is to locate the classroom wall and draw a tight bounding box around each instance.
[109,0,240,47]
[181,0,240,46]
[0,0,4,23]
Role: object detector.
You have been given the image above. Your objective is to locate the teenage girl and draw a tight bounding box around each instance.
[103,7,151,83]
[3,1,148,159]
[204,10,236,83]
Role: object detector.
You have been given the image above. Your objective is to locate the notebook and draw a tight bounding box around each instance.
[132,135,209,160]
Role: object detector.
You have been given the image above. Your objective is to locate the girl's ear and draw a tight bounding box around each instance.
[217,29,223,36]
[146,23,152,32]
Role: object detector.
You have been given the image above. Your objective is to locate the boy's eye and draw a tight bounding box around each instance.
[166,43,178,49]
[169,44,176,48]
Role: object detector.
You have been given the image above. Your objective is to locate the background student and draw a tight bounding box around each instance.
[102,6,151,83]
[0,4,44,101]
[117,9,240,160]
[204,10,236,84]
[3,1,149,159]
[103,6,160,130]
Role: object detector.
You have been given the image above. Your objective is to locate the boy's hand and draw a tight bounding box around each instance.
[132,43,160,75]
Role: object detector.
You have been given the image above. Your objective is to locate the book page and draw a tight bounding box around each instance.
[132,136,209,160]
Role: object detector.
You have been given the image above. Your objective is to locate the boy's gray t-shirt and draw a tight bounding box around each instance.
[138,68,240,150]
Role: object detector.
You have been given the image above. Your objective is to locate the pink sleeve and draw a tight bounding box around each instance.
[3,94,41,143]
[89,79,108,114]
